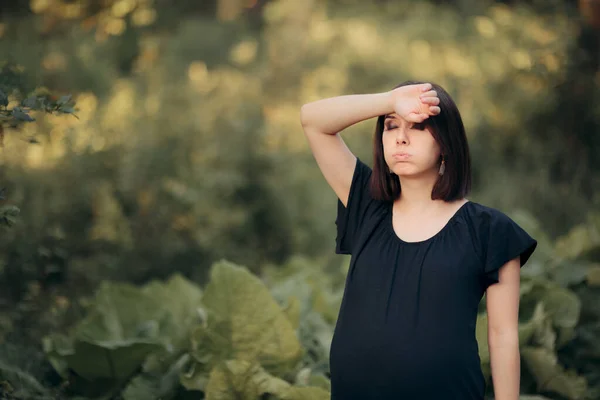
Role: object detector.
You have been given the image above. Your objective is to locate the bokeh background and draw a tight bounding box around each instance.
[1,0,599,399]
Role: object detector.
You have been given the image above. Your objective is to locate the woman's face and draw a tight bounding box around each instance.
[381,113,441,178]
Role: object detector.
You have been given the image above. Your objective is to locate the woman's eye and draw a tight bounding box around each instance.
[412,123,426,131]
[385,124,398,131]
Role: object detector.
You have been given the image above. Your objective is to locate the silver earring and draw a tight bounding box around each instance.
[438,156,446,176]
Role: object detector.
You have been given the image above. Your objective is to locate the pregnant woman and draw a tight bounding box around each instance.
[299,81,537,400]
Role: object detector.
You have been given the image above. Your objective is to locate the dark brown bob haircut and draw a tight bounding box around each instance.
[370,80,472,202]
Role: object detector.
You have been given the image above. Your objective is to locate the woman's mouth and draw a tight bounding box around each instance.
[392,153,412,160]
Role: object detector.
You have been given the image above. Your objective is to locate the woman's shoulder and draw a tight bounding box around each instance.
[460,200,518,230]
[461,201,537,277]
[463,200,510,217]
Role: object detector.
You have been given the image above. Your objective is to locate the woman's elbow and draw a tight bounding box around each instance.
[300,103,313,128]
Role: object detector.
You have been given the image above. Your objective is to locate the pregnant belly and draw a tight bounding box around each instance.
[329,328,485,399]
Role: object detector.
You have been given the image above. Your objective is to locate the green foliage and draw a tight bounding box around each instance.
[33,261,332,399]
[182,260,304,390]
[0,63,77,131]
[43,274,203,382]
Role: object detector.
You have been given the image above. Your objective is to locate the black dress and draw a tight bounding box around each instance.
[329,157,537,400]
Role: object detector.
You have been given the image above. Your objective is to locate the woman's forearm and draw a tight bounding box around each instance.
[300,91,394,135]
[489,336,520,400]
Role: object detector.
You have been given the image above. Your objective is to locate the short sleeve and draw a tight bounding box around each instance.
[335,157,373,255]
[479,208,538,288]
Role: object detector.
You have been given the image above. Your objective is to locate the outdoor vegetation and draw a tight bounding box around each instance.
[0,0,599,399]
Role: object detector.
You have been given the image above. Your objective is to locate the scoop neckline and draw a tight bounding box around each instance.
[387,200,471,245]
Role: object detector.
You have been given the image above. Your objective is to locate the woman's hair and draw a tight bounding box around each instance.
[370,80,472,202]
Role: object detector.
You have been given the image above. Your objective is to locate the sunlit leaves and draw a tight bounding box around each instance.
[0,63,78,135]
[189,260,303,374]
[11,107,35,122]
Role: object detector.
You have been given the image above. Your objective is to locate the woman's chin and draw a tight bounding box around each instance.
[392,167,434,178]
[391,166,418,176]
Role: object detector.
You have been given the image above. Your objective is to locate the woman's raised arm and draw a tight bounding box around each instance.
[299,83,439,206]
[300,91,393,206]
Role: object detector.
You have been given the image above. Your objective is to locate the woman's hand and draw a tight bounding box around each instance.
[390,83,441,123]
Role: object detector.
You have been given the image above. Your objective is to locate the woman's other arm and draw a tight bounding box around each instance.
[486,257,522,400]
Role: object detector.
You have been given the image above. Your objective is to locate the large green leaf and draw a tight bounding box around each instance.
[140,273,205,349]
[63,339,162,382]
[189,260,303,377]
[43,274,203,382]
[522,346,587,400]
[183,261,333,392]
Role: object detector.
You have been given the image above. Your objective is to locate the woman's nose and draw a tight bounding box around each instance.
[396,130,408,144]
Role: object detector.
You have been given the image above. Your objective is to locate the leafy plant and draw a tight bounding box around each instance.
[182,260,304,391]
[0,62,77,140]
[38,261,333,399]
[42,273,203,397]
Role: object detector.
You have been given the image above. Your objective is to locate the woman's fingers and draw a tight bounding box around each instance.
[420,83,433,92]
[420,90,440,114]
[429,106,441,115]
[405,112,425,122]
[421,96,440,106]
[420,90,437,98]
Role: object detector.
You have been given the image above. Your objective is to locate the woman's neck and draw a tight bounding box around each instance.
[395,170,444,212]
